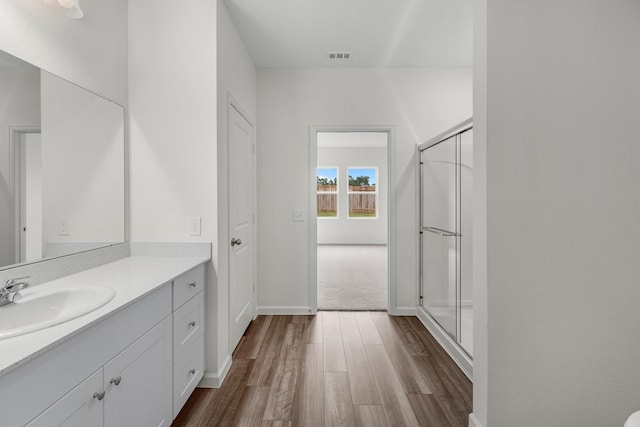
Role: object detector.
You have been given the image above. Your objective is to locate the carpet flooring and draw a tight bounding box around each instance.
[317,244,388,310]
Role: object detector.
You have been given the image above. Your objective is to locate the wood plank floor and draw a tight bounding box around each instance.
[172,312,472,427]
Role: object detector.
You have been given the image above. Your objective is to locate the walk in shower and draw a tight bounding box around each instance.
[418,118,473,377]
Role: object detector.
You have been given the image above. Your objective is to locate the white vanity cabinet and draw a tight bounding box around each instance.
[171,264,205,418]
[0,260,207,427]
[26,317,173,427]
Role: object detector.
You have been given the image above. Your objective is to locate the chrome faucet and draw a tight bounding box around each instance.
[0,276,30,306]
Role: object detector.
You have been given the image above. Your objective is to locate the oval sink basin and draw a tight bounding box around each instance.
[0,285,115,340]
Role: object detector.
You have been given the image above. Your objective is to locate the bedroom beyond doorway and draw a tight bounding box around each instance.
[315,131,389,311]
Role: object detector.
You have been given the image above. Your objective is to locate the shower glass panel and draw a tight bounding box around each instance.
[421,224,457,334]
[420,136,458,340]
[419,120,473,359]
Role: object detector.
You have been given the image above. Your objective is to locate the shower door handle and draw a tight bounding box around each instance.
[421,226,461,237]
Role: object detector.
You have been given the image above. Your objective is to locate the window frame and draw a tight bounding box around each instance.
[347,166,379,220]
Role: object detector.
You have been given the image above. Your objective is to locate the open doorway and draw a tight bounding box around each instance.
[314,131,389,310]
[10,127,43,264]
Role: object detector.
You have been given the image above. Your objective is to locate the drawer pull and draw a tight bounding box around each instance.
[188,282,197,288]
[93,391,105,401]
[110,376,121,386]
[188,321,196,327]
[189,369,196,375]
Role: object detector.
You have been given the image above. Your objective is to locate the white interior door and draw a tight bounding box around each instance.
[229,103,255,351]
[16,131,43,263]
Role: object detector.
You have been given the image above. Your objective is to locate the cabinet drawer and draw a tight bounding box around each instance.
[173,339,203,418]
[173,291,204,361]
[173,264,205,309]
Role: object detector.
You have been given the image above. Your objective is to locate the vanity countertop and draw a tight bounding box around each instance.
[0,255,209,377]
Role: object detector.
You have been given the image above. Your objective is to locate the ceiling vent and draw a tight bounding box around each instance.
[328,51,351,60]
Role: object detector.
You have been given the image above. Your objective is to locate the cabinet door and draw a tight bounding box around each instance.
[103,316,172,427]
[26,369,103,427]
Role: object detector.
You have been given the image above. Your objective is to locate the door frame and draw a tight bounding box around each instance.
[9,126,41,264]
[309,125,397,313]
[225,94,257,351]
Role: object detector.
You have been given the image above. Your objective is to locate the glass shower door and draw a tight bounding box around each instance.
[420,135,458,339]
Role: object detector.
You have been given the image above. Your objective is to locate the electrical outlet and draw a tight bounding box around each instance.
[188,217,201,236]
[292,209,305,222]
[57,218,70,236]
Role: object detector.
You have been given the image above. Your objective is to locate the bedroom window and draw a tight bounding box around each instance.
[317,167,338,217]
[348,167,377,218]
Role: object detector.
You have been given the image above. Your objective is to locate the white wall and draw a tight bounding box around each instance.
[257,68,472,313]
[128,0,221,381]
[317,146,388,244]
[128,0,216,244]
[0,0,128,106]
[474,1,640,426]
[0,63,40,267]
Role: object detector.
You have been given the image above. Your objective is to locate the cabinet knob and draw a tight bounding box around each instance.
[110,376,122,386]
[189,369,196,375]
[188,282,197,288]
[188,321,196,327]
[93,391,105,401]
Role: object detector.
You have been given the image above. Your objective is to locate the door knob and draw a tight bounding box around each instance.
[231,237,242,247]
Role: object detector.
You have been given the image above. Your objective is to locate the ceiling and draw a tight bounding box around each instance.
[223,0,473,68]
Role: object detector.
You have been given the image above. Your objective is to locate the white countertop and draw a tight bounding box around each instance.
[0,255,209,377]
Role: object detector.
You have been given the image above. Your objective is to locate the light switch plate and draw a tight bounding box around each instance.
[188,217,201,236]
[292,209,305,222]
[57,218,70,236]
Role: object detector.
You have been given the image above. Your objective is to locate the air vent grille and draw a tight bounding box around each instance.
[328,51,351,60]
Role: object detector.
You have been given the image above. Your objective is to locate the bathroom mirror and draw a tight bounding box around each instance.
[0,49,125,271]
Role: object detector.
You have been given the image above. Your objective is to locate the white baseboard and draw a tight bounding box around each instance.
[469,413,483,427]
[256,306,313,315]
[388,306,418,316]
[199,355,232,388]
[416,306,473,380]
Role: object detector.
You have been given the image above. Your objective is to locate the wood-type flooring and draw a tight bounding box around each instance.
[172,311,472,426]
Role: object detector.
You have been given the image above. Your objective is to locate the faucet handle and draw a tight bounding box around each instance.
[5,276,30,287]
